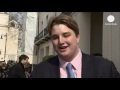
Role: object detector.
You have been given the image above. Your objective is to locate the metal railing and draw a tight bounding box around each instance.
[34,26,50,45]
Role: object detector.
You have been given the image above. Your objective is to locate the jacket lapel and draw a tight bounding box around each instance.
[52,53,94,78]
[49,56,60,78]
[82,53,94,78]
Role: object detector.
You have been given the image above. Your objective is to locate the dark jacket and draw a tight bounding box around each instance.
[0,66,3,78]
[8,62,26,78]
[31,53,120,78]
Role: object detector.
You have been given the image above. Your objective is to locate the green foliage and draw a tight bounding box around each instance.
[42,55,54,62]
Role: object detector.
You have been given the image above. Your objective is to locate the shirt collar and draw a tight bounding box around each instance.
[59,49,82,71]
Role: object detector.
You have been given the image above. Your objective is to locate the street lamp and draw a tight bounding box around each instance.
[0,33,7,62]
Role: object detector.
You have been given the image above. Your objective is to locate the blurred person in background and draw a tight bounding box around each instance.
[8,54,29,78]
